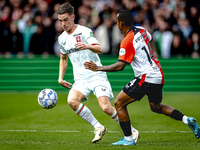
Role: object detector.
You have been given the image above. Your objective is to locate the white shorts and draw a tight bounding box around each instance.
[70,78,114,102]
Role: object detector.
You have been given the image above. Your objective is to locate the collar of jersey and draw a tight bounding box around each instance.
[125,26,135,37]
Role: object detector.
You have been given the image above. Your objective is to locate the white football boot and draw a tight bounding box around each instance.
[131,127,141,143]
[92,126,107,143]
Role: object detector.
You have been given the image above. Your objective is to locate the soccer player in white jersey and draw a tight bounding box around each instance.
[84,10,200,145]
[56,3,140,143]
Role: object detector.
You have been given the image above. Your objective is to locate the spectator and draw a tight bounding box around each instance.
[0,0,6,12]
[51,3,61,21]
[76,4,92,28]
[95,12,122,55]
[0,0,199,59]
[53,19,63,56]
[140,1,154,26]
[188,6,199,33]
[20,18,37,54]
[0,6,11,55]
[191,32,200,59]
[121,0,140,24]
[29,24,46,55]
[10,0,23,22]
[171,34,184,58]
[7,21,23,55]
[42,16,55,54]
[153,17,173,59]
[178,18,193,55]
[35,0,52,18]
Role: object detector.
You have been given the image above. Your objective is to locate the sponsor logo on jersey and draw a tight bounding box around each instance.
[119,48,125,56]
[90,32,94,37]
[73,33,82,37]
[66,48,79,54]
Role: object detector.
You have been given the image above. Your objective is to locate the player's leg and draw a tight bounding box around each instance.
[149,102,200,138]
[67,88,106,142]
[97,96,117,120]
[97,95,140,142]
[112,77,146,145]
[68,89,103,127]
[147,84,200,138]
[94,79,140,143]
[111,90,137,145]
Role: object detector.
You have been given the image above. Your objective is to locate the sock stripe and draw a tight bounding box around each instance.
[112,113,118,119]
[77,105,85,115]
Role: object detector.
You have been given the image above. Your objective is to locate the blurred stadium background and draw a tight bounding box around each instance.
[0,0,200,93]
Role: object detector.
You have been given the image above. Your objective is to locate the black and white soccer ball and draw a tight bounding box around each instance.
[38,89,58,109]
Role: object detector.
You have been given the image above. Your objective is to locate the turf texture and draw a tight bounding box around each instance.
[0,91,200,150]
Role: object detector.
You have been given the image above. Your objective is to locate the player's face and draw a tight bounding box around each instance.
[58,13,75,33]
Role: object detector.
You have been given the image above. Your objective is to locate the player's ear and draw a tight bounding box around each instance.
[120,21,125,28]
[72,14,75,20]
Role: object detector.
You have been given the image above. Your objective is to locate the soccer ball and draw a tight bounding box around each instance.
[38,89,58,109]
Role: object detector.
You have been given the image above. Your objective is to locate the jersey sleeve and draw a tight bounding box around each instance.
[118,32,135,64]
[146,30,152,42]
[84,28,99,45]
[58,36,67,55]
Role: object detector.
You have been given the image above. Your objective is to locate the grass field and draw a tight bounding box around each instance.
[0,91,200,150]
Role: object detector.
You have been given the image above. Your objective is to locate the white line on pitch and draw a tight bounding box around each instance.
[0,130,192,133]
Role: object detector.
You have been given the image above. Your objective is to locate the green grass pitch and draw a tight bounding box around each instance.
[0,91,200,150]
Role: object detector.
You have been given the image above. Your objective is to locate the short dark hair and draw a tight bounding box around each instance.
[57,3,74,15]
[117,10,134,27]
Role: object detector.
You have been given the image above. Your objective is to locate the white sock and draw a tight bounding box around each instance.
[124,135,134,141]
[75,103,99,127]
[131,125,138,133]
[94,122,103,128]
[182,115,188,125]
[111,109,119,123]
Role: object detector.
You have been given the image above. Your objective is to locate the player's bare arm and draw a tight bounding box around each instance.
[75,42,102,53]
[84,60,126,72]
[58,54,72,89]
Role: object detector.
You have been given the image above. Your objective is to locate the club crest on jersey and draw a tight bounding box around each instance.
[119,48,125,56]
[76,36,81,42]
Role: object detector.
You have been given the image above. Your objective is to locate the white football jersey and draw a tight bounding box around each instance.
[118,26,164,84]
[58,25,107,81]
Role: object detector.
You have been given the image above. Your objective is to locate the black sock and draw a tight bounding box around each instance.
[170,109,184,121]
[119,121,132,136]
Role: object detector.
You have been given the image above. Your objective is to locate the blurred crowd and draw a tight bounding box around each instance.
[0,0,199,59]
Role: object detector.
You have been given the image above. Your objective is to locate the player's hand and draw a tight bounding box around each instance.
[75,42,88,50]
[58,80,72,89]
[83,60,99,71]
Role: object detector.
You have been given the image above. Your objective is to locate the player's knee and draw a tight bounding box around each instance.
[150,103,162,113]
[150,107,158,113]
[100,104,110,114]
[150,104,162,113]
[114,99,121,110]
[67,99,78,109]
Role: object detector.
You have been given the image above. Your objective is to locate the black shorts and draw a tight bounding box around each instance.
[123,77,164,104]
